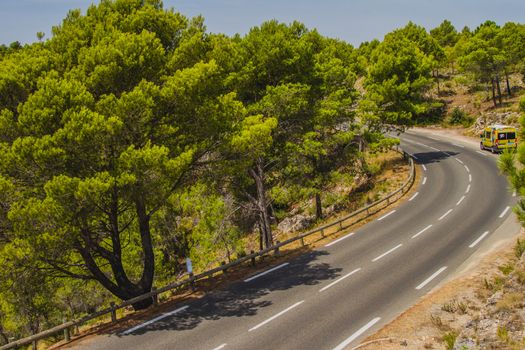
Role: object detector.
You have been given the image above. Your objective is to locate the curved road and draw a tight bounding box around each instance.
[74,130,518,350]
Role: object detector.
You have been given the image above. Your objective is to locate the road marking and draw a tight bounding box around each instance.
[333,317,381,350]
[429,146,440,151]
[456,195,466,206]
[244,263,290,282]
[412,155,419,160]
[428,136,441,141]
[464,165,470,173]
[469,231,490,248]
[416,266,447,290]
[325,232,355,247]
[442,151,452,157]
[248,300,304,332]
[372,244,403,262]
[455,158,464,164]
[422,177,427,185]
[319,268,362,292]
[499,206,511,218]
[452,143,465,148]
[476,151,488,156]
[513,191,517,197]
[377,210,396,221]
[121,305,189,335]
[212,344,227,350]
[408,192,419,201]
[411,225,433,239]
[465,184,471,194]
[469,174,472,183]
[438,209,453,221]
[422,165,427,171]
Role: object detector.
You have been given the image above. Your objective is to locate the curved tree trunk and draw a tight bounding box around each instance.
[249,158,273,249]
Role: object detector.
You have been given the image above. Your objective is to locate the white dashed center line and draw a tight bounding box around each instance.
[465,184,471,194]
[422,177,427,185]
[244,263,289,282]
[372,244,403,262]
[499,206,511,218]
[438,209,453,221]
[416,266,447,290]
[249,301,304,332]
[409,192,419,201]
[422,165,427,171]
[377,210,396,221]
[332,317,381,350]
[464,165,470,173]
[319,268,362,292]
[122,305,189,335]
[411,225,433,239]
[456,195,466,206]
[455,158,464,164]
[469,174,472,182]
[212,344,227,350]
[325,232,355,247]
[469,231,490,248]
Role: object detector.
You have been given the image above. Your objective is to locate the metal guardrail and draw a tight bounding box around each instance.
[1,148,415,350]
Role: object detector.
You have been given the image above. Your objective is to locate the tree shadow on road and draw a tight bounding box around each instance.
[117,250,341,335]
[413,150,459,165]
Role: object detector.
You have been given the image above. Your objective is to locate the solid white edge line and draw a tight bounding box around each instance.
[456,195,466,206]
[465,184,471,194]
[453,143,465,148]
[248,300,304,332]
[325,232,356,247]
[469,174,472,183]
[411,224,433,239]
[422,164,427,171]
[121,306,189,335]
[377,210,396,221]
[244,263,290,282]
[422,177,427,185]
[212,344,227,350]
[428,136,440,141]
[438,209,453,221]
[455,158,464,164]
[372,244,403,262]
[464,165,470,173]
[319,268,362,292]
[416,266,447,290]
[469,231,490,248]
[499,206,511,218]
[429,146,440,151]
[408,192,419,201]
[333,317,381,350]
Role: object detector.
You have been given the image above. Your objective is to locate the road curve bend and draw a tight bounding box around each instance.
[73,130,517,350]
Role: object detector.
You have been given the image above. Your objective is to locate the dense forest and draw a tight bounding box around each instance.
[1,0,525,343]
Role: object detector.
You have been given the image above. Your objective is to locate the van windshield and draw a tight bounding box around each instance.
[498,132,516,140]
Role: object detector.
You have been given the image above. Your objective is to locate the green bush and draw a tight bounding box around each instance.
[519,95,525,113]
[448,107,474,127]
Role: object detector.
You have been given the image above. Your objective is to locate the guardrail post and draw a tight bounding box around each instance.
[274,241,280,256]
[250,250,256,266]
[63,318,70,342]
[152,287,158,306]
[110,302,117,323]
[320,229,325,238]
[32,340,37,350]
[300,237,305,246]
[339,221,343,231]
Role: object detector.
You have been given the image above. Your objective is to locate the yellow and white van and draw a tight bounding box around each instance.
[480,125,518,153]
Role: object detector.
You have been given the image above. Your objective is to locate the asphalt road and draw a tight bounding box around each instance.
[74,130,518,350]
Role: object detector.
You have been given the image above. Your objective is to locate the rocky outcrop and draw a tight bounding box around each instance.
[469,111,520,135]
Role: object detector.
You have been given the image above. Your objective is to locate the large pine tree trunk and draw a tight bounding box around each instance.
[496,75,503,105]
[249,158,273,249]
[491,78,497,107]
[505,71,512,96]
[315,193,322,220]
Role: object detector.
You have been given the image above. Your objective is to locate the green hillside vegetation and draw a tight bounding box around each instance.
[1,0,525,343]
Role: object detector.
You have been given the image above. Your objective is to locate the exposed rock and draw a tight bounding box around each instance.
[277,214,314,234]
[469,111,520,135]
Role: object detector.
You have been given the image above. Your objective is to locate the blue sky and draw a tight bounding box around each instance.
[1,0,525,46]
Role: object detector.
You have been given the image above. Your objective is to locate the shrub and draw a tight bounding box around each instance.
[519,95,525,113]
[515,238,525,258]
[442,331,458,350]
[448,107,474,127]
